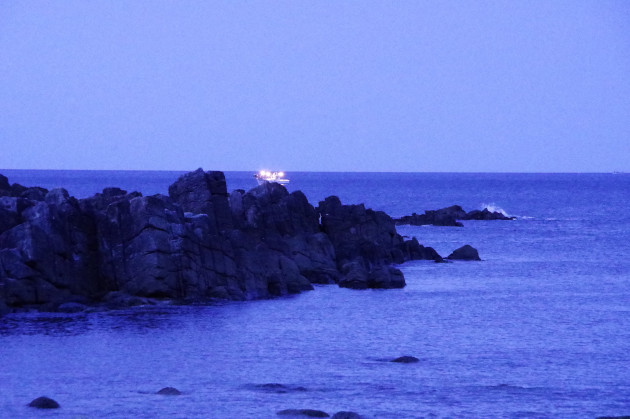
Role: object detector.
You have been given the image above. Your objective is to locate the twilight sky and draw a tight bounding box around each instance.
[1,1,629,172]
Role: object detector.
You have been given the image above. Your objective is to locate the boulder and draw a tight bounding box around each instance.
[446,245,481,261]
[253,383,308,393]
[331,412,363,419]
[277,409,330,417]
[28,396,60,409]
[391,356,420,363]
[398,237,443,262]
[157,387,181,395]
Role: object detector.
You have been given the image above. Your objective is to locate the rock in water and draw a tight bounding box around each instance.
[391,356,420,363]
[446,245,481,261]
[277,409,330,417]
[331,412,363,419]
[28,396,60,409]
[157,387,182,395]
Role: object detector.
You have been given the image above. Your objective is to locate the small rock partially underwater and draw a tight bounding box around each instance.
[156,387,182,395]
[28,396,60,409]
[446,244,481,261]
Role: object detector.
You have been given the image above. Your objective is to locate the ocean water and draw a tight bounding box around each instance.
[0,170,629,419]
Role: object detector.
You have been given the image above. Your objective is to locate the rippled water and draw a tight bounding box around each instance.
[1,171,629,418]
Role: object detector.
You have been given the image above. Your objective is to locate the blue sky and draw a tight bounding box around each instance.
[1,1,629,172]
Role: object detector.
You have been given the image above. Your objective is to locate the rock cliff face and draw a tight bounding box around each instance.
[0,169,445,312]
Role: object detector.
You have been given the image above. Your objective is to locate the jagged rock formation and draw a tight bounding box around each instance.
[0,169,444,312]
[395,204,515,227]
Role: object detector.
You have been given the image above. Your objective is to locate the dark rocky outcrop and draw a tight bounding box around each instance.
[395,205,514,227]
[395,205,466,227]
[464,208,515,221]
[391,355,420,363]
[331,412,363,419]
[446,245,481,261]
[28,396,60,409]
[277,409,330,417]
[157,387,182,395]
[0,169,448,312]
[318,196,442,289]
[252,383,308,393]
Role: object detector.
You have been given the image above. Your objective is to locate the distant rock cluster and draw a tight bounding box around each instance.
[395,204,515,227]
[0,169,472,313]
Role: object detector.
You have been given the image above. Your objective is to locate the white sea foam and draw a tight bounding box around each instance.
[480,202,510,217]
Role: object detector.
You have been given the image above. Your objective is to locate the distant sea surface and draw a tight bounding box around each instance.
[1,170,629,418]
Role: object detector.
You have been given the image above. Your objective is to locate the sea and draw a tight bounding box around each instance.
[0,170,629,419]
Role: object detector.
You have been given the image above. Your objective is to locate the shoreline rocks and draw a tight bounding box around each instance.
[0,169,465,313]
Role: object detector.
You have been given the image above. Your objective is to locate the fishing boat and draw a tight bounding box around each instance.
[254,170,290,185]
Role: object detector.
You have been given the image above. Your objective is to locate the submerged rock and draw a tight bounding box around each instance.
[391,356,420,363]
[277,409,330,417]
[157,387,182,395]
[331,412,363,419]
[253,383,308,393]
[446,245,481,261]
[28,396,60,409]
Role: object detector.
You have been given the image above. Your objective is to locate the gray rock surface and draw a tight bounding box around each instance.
[0,169,449,312]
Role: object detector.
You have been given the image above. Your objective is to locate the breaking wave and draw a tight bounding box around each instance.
[480,203,510,217]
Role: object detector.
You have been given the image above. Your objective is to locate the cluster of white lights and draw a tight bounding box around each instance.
[259,170,284,178]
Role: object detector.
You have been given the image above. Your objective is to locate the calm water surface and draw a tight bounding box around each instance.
[0,170,629,418]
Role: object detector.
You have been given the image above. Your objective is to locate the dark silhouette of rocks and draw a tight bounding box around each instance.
[395,205,466,227]
[0,169,446,312]
[318,196,441,289]
[331,412,363,419]
[447,245,481,261]
[395,204,514,227]
[156,387,182,395]
[391,355,420,363]
[28,396,60,409]
[252,383,308,393]
[277,409,330,417]
[465,208,515,221]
